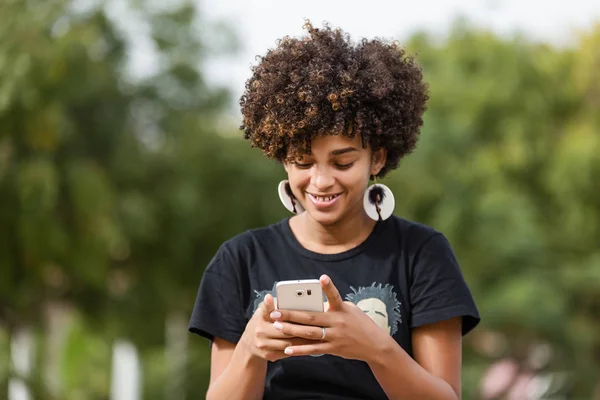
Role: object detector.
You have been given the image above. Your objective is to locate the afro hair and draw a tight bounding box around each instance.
[239,20,429,177]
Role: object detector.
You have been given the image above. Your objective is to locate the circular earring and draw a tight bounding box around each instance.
[278,180,304,214]
[363,176,395,221]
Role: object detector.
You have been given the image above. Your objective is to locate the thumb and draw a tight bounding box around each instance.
[320,275,343,311]
[260,293,275,319]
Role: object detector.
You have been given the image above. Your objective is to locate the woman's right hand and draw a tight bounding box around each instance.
[241,294,311,362]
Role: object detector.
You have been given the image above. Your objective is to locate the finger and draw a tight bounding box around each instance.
[273,309,332,327]
[258,337,316,352]
[253,340,290,363]
[320,275,343,311]
[284,343,329,356]
[259,294,275,320]
[273,321,330,341]
[261,320,295,339]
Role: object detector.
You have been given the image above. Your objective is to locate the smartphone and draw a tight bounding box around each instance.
[275,279,324,312]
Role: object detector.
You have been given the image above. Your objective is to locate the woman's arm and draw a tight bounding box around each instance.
[367,317,463,400]
[206,337,268,400]
[206,294,310,400]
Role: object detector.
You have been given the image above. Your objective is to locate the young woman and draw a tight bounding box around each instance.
[189,21,480,400]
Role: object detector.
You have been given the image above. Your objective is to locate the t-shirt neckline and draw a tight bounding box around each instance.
[278,216,385,262]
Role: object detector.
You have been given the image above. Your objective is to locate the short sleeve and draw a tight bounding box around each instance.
[188,244,248,344]
[409,233,480,336]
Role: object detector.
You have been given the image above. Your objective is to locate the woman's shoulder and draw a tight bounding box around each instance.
[386,215,443,245]
[385,216,460,266]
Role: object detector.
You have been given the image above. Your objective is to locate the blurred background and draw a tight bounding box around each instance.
[1,0,599,399]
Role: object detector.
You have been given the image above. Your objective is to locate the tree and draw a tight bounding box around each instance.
[392,20,600,398]
[0,0,274,398]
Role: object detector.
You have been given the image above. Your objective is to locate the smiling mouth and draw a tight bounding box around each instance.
[308,193,341,202]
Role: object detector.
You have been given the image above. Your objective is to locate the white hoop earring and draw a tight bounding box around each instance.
[278,180,304,214]
[363,177,394,221]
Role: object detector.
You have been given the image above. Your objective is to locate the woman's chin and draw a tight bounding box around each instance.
[306,209,344,226]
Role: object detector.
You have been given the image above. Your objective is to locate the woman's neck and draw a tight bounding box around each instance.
[290,209,377,254]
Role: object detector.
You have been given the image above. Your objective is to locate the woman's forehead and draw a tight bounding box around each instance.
[295,134,368,157]
[357,298,387,312]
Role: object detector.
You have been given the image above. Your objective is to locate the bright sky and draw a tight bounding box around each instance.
[113,0,600,116]
[199,0,600,116]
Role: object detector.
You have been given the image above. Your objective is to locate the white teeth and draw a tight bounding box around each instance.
[313,195,337,202]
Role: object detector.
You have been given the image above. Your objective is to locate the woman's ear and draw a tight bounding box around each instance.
[371,148,387,176]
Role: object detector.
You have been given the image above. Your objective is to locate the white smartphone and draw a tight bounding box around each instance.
[275,279,324,312]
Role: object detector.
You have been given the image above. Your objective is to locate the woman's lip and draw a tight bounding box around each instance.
[307,193,342,208]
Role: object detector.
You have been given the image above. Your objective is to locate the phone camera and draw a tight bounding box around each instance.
[295,290,304,297]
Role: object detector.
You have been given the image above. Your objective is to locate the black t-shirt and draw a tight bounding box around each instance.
[189,216,480,400]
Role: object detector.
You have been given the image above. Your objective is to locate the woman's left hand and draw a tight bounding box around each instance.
[269,274,389,362]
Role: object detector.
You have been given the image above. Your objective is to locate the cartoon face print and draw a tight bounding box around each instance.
[356,297,390,334]
[345,283,402,336]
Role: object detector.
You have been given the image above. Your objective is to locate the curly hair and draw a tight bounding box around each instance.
[239,20,429,177]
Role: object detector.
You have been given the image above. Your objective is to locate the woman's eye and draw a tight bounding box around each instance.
[295,163,313,169]
[335,163,354,170]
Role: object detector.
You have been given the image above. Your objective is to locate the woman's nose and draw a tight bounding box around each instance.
[311,167,335,191]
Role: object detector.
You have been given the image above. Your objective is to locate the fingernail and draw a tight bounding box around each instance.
[284,348,293,355]
[323,276,330,285]
[274,321,283,330]
[270,311,281,319]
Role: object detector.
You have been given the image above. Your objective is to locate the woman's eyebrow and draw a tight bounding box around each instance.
[330,147,358,156]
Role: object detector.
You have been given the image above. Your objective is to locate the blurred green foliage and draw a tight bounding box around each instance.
[399,23,600,398]
[0,0,599,398]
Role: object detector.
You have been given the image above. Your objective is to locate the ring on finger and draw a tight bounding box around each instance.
[321,327,327,340]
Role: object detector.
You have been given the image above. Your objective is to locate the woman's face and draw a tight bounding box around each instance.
[284,134,386,226]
